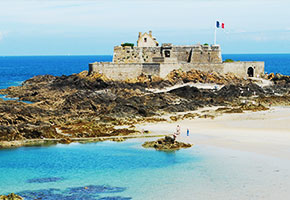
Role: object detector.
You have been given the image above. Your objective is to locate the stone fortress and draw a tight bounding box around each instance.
[89,31,264,80]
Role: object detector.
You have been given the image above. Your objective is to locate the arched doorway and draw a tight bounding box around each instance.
[247,67,254,77]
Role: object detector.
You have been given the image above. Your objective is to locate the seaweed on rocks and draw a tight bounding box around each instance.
[26,177,64,183]
[142,136,192,151]
[16,185,130,200]
[169,86,201,99]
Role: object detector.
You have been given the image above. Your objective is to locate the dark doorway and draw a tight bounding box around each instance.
[165,50,170,57]
[247,67,254,77]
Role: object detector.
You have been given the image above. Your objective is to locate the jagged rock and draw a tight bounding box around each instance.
[169,86,201,99]
[112,137,125,142]
[59,138,72,144]
[0,69,290,147]
[142,136,192,151]
[0,193,23,200]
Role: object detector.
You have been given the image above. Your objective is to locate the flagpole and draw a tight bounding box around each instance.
[214,27,217,45]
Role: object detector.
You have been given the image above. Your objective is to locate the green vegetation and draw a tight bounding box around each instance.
[121,43,134,47]
[203,43,209,46]
[224,59,234,63]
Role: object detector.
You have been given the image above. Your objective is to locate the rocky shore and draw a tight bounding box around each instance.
[0,193,23,200]
[0,69,289,148]
[142,136,192,151]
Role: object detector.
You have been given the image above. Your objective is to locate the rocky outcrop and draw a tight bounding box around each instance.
[142,136,192,151]
[0,193,23,200]
[0,69,289,146]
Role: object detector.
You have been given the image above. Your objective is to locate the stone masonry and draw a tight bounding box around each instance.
[89,31,264,80]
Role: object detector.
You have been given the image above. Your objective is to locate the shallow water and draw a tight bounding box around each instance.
[1,55,290,199]
[1,138,290,200]
[0,94,33,104]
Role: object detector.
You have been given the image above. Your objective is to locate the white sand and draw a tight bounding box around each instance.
[138,106,290,160]
[135,107,290,200]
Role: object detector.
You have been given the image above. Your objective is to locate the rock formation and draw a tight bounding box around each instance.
[0,69,289,147]
[0,193,23,200]
[142,136,192,151]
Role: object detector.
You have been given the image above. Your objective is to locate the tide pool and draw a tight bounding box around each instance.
[1,138,290,200]
[0,94,33,104]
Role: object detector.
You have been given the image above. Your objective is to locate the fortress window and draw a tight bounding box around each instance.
[165,50,171,57]
[144,38,147,42]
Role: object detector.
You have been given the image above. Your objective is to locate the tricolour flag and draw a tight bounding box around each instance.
[216,21,225,29]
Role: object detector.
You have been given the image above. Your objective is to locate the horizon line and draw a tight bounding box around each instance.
[1,53,290,57]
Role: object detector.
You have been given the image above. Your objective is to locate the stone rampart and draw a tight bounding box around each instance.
[89,61,264,81]
[112,44,222,64]
[223,62,264,78]
[89,62,143,81]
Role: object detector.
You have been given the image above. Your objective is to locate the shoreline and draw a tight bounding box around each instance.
[2,106,290,157]
[137,106,290,160]
[0,133,169,149]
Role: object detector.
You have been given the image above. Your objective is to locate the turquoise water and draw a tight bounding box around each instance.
[1,55,290,199]
[1,139,290,199]
[0,139,200,199]
[0,94,33,104]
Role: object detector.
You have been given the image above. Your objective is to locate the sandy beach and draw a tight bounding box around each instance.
[138,106,290,160]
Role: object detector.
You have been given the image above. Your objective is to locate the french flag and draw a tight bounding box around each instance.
[216,21,225,29]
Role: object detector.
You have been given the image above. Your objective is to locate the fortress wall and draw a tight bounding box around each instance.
[223,62,264,77]
[113,45,222,65]
[141,47,162,63]
[181,63,225,74]
[89,62,143,81]
[113,46,143,63]
[171,46,193,63]
[142,63,160,76]
[89,61,265,81]
[159,63,181,78]
[113,46,162,63]
[190,46,222,64]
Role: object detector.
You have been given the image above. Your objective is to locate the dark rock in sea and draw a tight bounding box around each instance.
[65,185,126,194]
[142,136,192,151]
[0,193,23,200]
[26,177,64,183]
[17,185,129,200]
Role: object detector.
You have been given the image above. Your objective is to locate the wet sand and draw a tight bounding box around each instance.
[138,106,290,160]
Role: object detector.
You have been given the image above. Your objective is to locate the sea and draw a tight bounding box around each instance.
[1,54,290,199]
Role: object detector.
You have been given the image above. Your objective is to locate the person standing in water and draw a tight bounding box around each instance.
[187,128,189,136]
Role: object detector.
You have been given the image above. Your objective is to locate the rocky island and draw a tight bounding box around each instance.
[0,68,289,148]
[1,31,290,148]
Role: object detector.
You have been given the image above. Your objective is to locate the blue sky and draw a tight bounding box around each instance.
[0,0,290,55]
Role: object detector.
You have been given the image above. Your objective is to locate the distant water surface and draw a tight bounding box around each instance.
[0,55,112,89]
